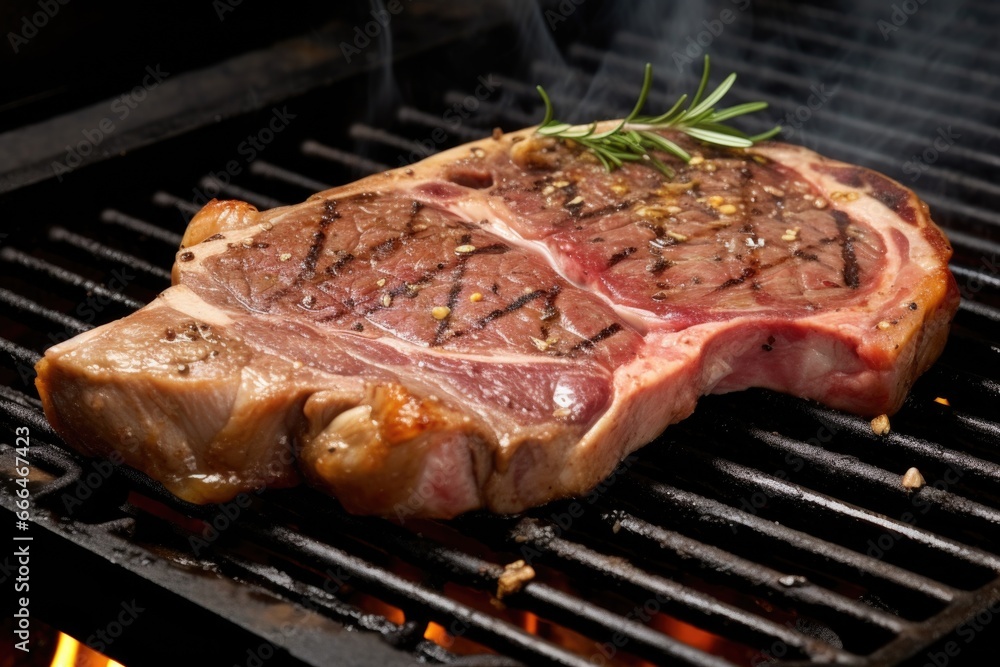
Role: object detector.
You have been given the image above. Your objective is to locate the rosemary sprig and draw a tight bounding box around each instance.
[535,56,780,177]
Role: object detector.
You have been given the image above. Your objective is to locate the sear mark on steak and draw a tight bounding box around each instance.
[36,125,959,518]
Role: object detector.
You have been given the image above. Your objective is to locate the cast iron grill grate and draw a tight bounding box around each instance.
[2,3,1000,665]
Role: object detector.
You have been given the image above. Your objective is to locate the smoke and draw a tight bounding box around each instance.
[492,0,998,236]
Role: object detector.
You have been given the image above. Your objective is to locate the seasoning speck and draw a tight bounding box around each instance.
[279,253,292,262]
[431,306,451,320]
[542,185,556,195]
[871,414,891,436]
[471,147,486,158]
[176,363,189,374]
[552,407,571,418]
[455,244,477,254]
[813,198,828,209]
[470,292,483,302]
[179,251,195,262]
[689,155,704,165]
[381,294,392,308]
[718,204,738,215]
[259,221,274,231]
[566,195,585,207]
[901,467,926,490]
[708,195,724,207]
[376,278,386,287]
[877,320,892,331]
[781,227,800,242]
[530,337,550,352]
[666,230,688,242]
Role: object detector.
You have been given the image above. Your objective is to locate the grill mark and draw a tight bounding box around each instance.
[577,199,634,220]
[832,210,861,289]
[359,265,451,317]
[567,323,623,357]
[432,254,470,346]
[539,285,561,339]
[326,251,355,275]
[647,254,671,275]
[475,289,546,328]
[469,243,510,256]
[608,246,637,267]
[298,200,339,282]
[717,267,756,290]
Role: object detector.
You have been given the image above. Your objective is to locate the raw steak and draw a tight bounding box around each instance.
[35,125,959,518]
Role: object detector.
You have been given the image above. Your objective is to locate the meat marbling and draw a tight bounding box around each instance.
[35,125,959,518]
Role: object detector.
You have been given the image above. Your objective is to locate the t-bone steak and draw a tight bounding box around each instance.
[35,125,959,518]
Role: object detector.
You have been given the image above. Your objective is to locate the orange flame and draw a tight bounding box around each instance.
[49,632,125,667]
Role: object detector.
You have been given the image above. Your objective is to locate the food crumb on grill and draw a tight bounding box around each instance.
[778,574,807,587]
[469,292,483,302]
[431,306,451,320]
[455,244,476,254]
[496,560,535,600]
[871,414,891,435]
[901,467,926,490]
[279,253,292,262]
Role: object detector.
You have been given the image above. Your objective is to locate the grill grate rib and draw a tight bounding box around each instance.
[2,6,1000,665]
